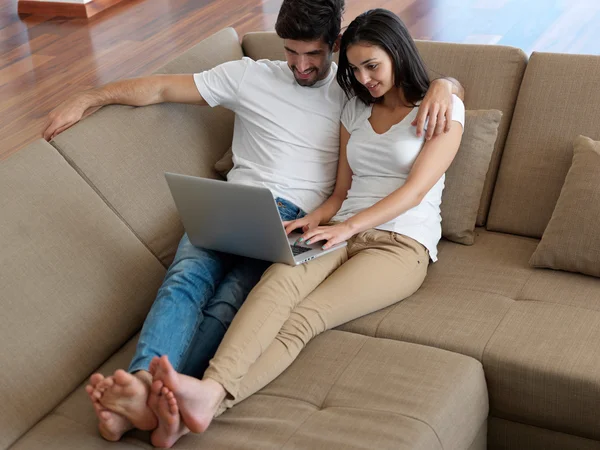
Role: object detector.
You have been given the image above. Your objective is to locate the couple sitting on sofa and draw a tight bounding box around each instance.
[44,1,464,448]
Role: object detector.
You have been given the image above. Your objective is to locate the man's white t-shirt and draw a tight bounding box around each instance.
[194,57,346,213]
[333,95,465,261]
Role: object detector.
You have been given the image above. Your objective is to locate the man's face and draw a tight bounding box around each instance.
[283,39,336,87]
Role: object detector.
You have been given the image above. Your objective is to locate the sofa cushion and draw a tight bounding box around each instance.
[214,146,233,178]
[489,417,600,450]
[0,141,165,450]
[484,301,600,441]
[441,109,502,244]
[488,52,600,238]
[340,227,600,443]
[242,33,528,227]
[530,136,600,277]
[31,331,487,450]
[339,229,537,360]
[51,28,244,267]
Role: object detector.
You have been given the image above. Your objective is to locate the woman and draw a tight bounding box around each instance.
[148,8,465,444]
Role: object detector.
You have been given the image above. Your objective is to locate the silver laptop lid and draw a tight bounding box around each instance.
[165,173,297,265]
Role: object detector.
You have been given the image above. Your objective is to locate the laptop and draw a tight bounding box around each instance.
[164,173,347,266]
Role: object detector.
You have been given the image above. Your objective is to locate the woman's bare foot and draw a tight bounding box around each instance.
[148,380,190,448]
[153,355,226,433]
[85,373,133,441]
[97,369,158,431]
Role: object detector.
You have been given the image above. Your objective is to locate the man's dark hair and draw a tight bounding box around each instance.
[275,0,345,48]
[337,9,430,106]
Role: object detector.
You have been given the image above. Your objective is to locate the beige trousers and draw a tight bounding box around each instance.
[203,229,429,413]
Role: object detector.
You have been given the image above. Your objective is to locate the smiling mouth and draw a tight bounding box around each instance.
[295,69,316,79]
[366,83,379,90]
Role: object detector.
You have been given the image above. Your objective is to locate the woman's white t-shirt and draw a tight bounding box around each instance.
[332,94,465,261]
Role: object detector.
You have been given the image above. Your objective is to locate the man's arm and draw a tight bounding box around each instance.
[43,74,206,141]
[445,77,465,101]
[412,77,465,141]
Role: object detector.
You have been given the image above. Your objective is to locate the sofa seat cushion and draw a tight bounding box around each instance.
[484,301,600,441]
[50,28,244,267]
[489,417,600,450]
[338,229,539,360]
[339,229,600,441]
[0,141,165,450]
[21,331,487,450]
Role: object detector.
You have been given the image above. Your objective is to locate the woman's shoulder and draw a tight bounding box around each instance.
[342,96,371,131]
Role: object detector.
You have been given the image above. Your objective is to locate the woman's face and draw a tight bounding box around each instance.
[346,42,394,98]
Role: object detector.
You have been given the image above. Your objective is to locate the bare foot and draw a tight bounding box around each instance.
[148,380,190,448]
[153,355,226,433]
[85,373,133,441]
[97,369,158,431]
[149,356,161,377]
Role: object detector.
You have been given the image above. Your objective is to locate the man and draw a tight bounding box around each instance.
[44,0,463,445]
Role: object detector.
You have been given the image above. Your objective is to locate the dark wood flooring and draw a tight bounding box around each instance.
[1,0,599,159]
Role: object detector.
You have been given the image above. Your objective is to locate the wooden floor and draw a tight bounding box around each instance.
[1,0,600,160]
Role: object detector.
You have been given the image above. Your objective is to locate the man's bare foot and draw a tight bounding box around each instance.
[153,355,226,433]
[85,373,133,441]
[148,380,190,448]
[149,356,161,377]
[97,370,158,431]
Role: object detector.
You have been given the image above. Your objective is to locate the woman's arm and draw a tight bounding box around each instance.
[302,121,463,249]
[283,124,353,235]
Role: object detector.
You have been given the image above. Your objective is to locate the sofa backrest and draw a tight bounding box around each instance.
[488,52,600,238]
[241,32,528,227]
[50,28,244,267]
[0,141,166,449]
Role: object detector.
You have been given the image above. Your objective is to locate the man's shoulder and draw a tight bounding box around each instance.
[242,57,287,72]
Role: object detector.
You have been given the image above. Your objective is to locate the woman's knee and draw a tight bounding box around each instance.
[278,308,325,348]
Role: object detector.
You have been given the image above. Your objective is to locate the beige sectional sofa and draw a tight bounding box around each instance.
[2,27,600,449]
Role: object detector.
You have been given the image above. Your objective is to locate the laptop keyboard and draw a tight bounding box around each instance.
[290,245,312,256]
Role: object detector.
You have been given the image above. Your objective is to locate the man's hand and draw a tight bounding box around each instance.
[43,95,89,141]
[283,213,322,236]
[299,222,356,250]
[412,78,456,141]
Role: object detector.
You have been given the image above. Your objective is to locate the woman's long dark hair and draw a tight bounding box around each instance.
[337,9,430,106]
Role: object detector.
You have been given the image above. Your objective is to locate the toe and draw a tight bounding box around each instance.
[90,373,104,386]
[152,380,164,395]
[114,369,131,386]
[149,356,160,375]
[101,377,115,389]
[168,400,178,415]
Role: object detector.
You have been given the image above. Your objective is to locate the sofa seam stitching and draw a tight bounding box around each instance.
[322,405,446,449]
[321,335,443,448]
[50,141,166,268]
[319,336,369,410]
[277,408,321,448]
[278,335,371,449]
[480,271,534,361]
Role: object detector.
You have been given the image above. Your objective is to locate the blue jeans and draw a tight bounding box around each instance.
[129,197,306,378]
